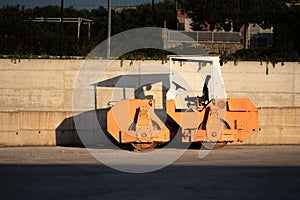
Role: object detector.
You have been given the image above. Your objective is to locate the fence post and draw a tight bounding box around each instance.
[60,0,64,58]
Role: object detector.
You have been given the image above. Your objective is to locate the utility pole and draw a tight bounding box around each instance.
[152,0,156,26]
[107,0,111,58]
[175,0,178,30]
[60,0,64,58]
[242,0,248,56]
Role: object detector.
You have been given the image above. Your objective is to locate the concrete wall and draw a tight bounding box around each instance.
[222,61,300,144]
[222,61,300,107]
[0,59,299,146]
[0,59,79,146]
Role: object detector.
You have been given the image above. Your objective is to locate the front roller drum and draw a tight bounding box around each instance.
[201,142,228,150]
[131,142,158,151]
[128,119,161,151]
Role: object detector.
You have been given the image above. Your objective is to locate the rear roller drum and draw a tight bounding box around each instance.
[201,142,228,150]
[131,142,158,151]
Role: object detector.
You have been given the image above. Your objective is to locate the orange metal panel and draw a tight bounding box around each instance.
[166,98,258,143]
[107,98,258,145]
[107,99,170,144]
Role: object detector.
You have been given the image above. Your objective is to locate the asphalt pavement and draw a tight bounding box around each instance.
[0,145,299,200]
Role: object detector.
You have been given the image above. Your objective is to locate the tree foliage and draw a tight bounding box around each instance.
[0,1,177,57]
[178,0,287,31]
[179,0,300,61]
[0,0,299,61]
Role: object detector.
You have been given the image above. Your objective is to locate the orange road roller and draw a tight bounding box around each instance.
[96,57,259,150]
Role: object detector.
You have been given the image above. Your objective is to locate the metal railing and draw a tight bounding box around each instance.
[167,31,242,43]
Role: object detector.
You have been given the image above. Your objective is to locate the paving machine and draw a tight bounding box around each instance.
[97,56,258,150]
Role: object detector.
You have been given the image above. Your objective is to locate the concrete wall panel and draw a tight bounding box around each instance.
[0,130,56,147]
[241,107,300,144]
[0,89,65,112]
[0,59,299,146]
[226,92,294,108]
[0,112,20,131]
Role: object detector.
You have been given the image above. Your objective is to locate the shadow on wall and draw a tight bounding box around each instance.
[55,109,117,147]
[56,73,170,148]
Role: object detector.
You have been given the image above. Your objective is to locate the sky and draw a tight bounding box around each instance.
[0,0,165,9]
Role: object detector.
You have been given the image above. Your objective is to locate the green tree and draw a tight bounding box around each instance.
[179,0,288,31]
[180,0,300,61]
